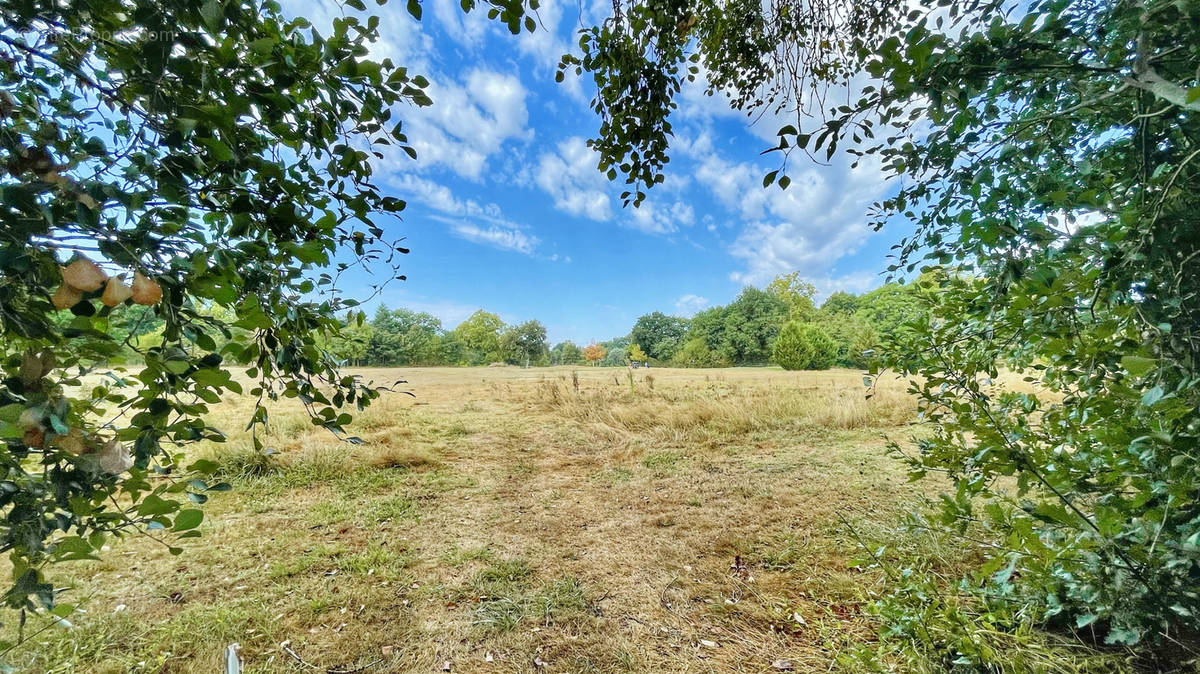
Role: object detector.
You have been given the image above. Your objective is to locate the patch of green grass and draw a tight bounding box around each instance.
[334,544,413,577]
[594,466,634,485]
[757,536,807,571]
[267,543,345,579]
[472,596,525,632]
[469,558,533,598]
[466,569,594,635]
[641,451,686,471]
[308,494,419,527]
[441,545,496,566]
[531,577,591,625]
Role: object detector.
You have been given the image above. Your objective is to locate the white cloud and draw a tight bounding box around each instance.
[431,0,495,48]
[403,69,531,179]
[808,272,884,300]
[388,175,539,256]
[450,222,539,255]
[685,139,887,285]
[536,137,611,221]
[625,198,695,234]
[389,174,501,220]
[674,294,709,316]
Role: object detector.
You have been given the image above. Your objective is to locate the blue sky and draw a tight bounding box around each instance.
[283,0,902,345]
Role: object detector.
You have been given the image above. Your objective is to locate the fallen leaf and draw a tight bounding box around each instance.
[771,659,795,671]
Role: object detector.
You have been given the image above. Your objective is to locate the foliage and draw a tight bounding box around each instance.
[0,0,474,612]
[853,284,924,345]
[822,315,878,369]
[582,343,606,365]
[549,341,583,365]
[670,337,729,368]
[720,287,789,365]
[500,320,548,366]
[820,291,860,317]
[366,306,446,366]
[324,313,375,366]
[765,272,817,321]
[685,306,732,359]
[455,310,505,365]
[565,0,1200,655]
[772,321,835,371]
[630,311,688,361]
[628,343,648,363]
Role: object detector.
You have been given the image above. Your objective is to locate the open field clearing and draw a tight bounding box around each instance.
[6,367,933,673]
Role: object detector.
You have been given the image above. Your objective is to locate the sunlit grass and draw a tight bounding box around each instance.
[0,366,1129,673]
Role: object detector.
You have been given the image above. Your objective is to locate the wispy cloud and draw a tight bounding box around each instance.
[449,222,539,255]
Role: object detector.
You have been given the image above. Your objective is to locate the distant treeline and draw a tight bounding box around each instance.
[326,273,928,370]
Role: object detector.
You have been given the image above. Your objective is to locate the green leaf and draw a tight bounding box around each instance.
[200,0,223,31]
[173,510,204,531]
[199,137,234,162]
[1120,355,1155,377]
[1141,386,1164,407]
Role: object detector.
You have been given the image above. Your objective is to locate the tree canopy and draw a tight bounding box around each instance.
[0,0,540,614]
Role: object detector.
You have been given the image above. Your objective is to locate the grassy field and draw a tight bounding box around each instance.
[5,366,931,673]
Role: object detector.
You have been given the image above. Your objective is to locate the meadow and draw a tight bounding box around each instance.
[5,366,933,673]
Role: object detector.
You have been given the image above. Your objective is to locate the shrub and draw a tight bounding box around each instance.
[771,322,835,370]
[671,337,730,368]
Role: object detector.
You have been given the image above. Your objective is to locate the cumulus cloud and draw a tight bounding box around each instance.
[536,137,612,221]
[684,133,887,285]
[625,198,695,234]
[403,69,531,179]
[536,138,700,236]
[674,294,709,316]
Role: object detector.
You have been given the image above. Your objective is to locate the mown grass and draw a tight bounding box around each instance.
[0,366,1136,673]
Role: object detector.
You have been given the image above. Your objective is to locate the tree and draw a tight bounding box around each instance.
[500,320,548,367]
[820,292,860,317]
[630,312,689,361]
[853,284,924,344]
[367,307,444,366]
[765,272,817,321]
[721,287,788,365]
[0,0,485,611]
[823,316,878,369]
[455,310,505,365]
[628,343,648,363]
[550,341,583,365]
[772,322,835,371]
[582,343,606,365]
[565,0,1200,654]
[685,306,732,359]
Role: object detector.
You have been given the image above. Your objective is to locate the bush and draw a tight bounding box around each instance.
[670,338,730,368]
[772,322,835,370]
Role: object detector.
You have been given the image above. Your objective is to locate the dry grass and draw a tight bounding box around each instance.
[3,366,931,673]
